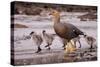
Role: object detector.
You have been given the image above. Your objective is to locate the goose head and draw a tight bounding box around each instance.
[49,10,60,17]
[49,10,60,23]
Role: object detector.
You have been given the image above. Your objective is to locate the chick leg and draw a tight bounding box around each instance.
[78,40,81,48]
[36,46,41,53]
[90,41,93,49]
[45,44,49,47]
[45,43,51,50]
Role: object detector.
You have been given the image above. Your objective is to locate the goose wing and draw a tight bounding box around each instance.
[63,23,84,35]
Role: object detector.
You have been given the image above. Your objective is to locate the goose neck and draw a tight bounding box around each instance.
[53,15,60,23]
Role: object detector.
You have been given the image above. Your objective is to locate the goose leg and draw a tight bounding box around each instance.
[70,40,75,47]
[65,41,73,53]
[69,40,76,52]
[73,41,76,48]
[36,46,41,53]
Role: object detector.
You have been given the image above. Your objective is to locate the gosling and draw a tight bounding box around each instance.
[30,31,43,53]
[84,35,96,49]
[42,30,55,50]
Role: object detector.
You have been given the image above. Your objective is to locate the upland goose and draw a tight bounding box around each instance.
[49,10,85,52]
